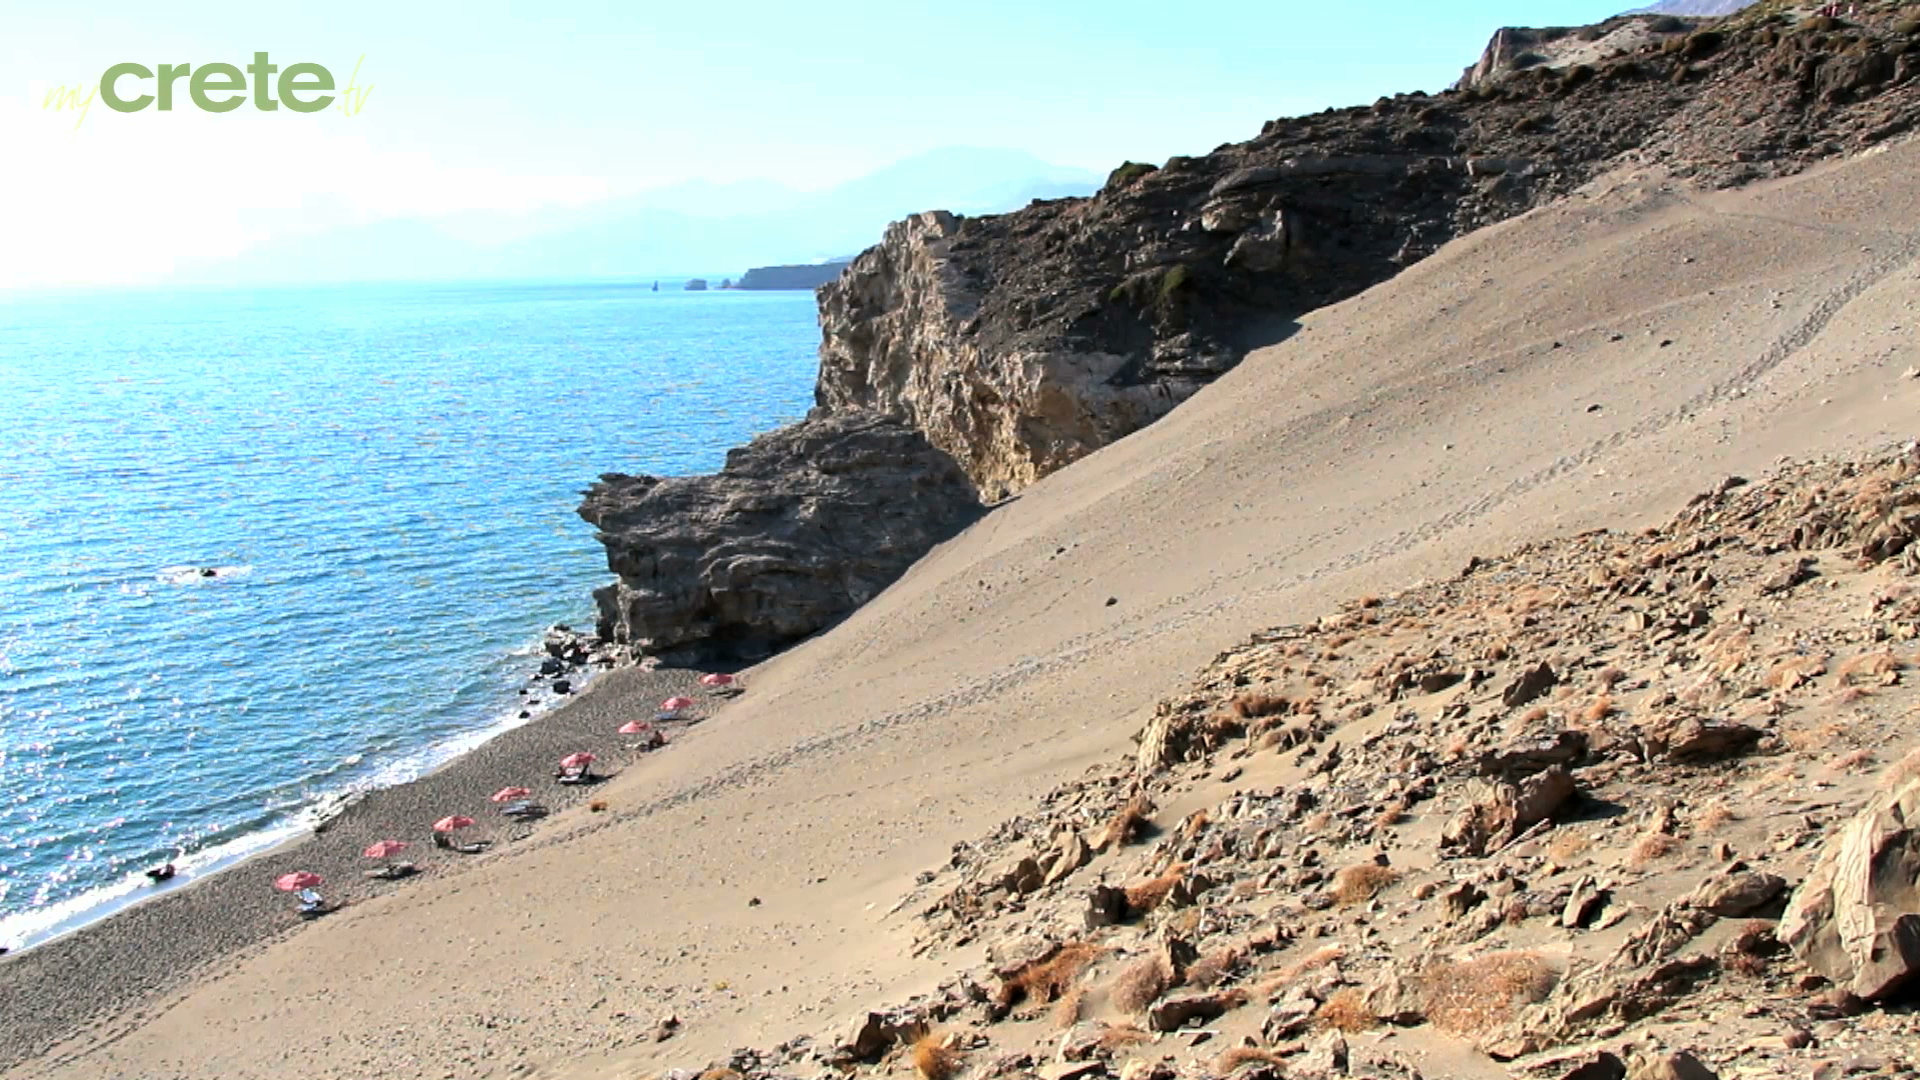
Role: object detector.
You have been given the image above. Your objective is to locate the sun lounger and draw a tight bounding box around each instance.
[500,800,548,820]
[555,766,593,785]
[451,840,491,855]
[297,888,328,916]
[363,862,416,880]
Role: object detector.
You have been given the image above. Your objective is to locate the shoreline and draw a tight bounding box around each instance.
[0,658,719,1073]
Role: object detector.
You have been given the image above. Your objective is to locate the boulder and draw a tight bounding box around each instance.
[1683,870,1786,918]
[1442,767,1578,856]
[579,411,982,663]
[1779,777,1920,1001]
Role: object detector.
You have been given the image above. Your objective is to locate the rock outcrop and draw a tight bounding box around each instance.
[579,411,981,664]
[815,9,1920,500]
[1780,776,1920,1001]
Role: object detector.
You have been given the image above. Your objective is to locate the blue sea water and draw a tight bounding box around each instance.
[0,281,821,948]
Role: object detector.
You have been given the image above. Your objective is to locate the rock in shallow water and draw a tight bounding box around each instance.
[579,410,983,664]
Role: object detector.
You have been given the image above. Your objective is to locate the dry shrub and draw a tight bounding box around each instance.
[1784,720,1848,753]
[697,1069,742,1080]
[1110,954,1174,1013]
[1304,810,1333,832]
[911,1033,963,1080]
[1050,986,1086,1030]
[1374,801,1408,830]
[1315,988,1377,1032]
[1831,747,1875,772]
[1185,946,1246,989]
[1123,863,1187,916]
[1357,594,1383,609]
[1596,665,1627,687]
[1520,705,1550,725]
[1421,952,1557,1035]
[1838,650,1903,682]
[1102,794,1154,849]
[1332,863,1400,906]
[1577,695,1615,726]
[1547,828,1592,863]
[996,942,1102,1008]
[589,799,609,812]
[1725,950,1768,978]
[1230,691,1291,720]
[1252,945,1344,999]
[1832,685,1872,706]
[1444,736,1470,760]
[1096,1024,1150,1052]
[1215,1046,1288,1074]
[1694,802,1736,833]
[1883,746,1920,790]
[1629,832,1679,867]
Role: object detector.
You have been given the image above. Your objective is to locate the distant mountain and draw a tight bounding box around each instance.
[170,148,1103,286]
[735,261,853,291]
[1628,0,1756,14]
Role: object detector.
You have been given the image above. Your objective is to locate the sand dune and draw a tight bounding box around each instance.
[11,142,1920,1080]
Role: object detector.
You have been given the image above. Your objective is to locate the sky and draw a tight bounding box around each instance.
[1,1,1630,287]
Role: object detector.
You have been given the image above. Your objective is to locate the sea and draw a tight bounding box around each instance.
[0,280,822,950]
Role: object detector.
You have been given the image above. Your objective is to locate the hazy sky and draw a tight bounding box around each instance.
[3,1,1626,287]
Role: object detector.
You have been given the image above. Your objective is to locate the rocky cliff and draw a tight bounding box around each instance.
[817,6,1920,500]
[579,411,981,663]
[587,4,1920,661]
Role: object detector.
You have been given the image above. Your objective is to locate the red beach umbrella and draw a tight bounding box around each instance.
[489,786,532,803]
[274,871,324,892]
[660,696,695,712]
[432,815,477,833]
[617,720,653,735]
[699,673,734,687]
[558,752,596,770]
[362,840,408,860]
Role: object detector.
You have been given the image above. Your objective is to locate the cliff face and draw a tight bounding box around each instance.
[814,8,1920,500]
[579,411,981,663]
[587,6,1920,661]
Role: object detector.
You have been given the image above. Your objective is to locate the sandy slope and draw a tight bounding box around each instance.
[12,141,1920,1080]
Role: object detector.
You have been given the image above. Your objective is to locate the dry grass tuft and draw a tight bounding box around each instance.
[1443,736,1470,761]
[1374,801,1408,830]
[589,799,609,812]
[1230,691,1291,720]
[1830,747,1875,772]
[1783,720,1848,753]
[1096,1024,1150,1052]
[1050,986,1086,1030]
[1102,794,1155,850]
[1884,746,1920,790]
[1628,832,1679,867]
[1185,946,1246,990]
[1304,810,1333,832]
[697,1069,743,1080]
[1251,945,1344,999]
[1123,863,1187,916]
[1215,1046,1288,1074]
[911,1034,963,1080]
[1832,685,1872,706]
[1695,802,1736,833]
[1316,988,1378,1032]
[1331,863,1400,906]
[1578,695,1615,726]
[1547,828,1592,863]
[1422,952,1557,1035]
[1838,650,1903,682]
[996,942,1103,1008]
[1520,705,1550,725]
[1110,954,1174,1013]
[1596,665,1627,687]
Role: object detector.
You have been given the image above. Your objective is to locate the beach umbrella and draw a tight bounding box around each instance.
[274,871,324,892]
[363,840,409,860]
[661,696,695,712]
[489,786,532,803]
[617,720,653,735]
[432,815,477,833]
[699,673,734,687]
[558,752,596,770]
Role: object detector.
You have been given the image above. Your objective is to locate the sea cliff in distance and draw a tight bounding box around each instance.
[734,260,853,290]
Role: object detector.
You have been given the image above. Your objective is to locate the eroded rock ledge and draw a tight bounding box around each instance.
[579,411,981,664]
